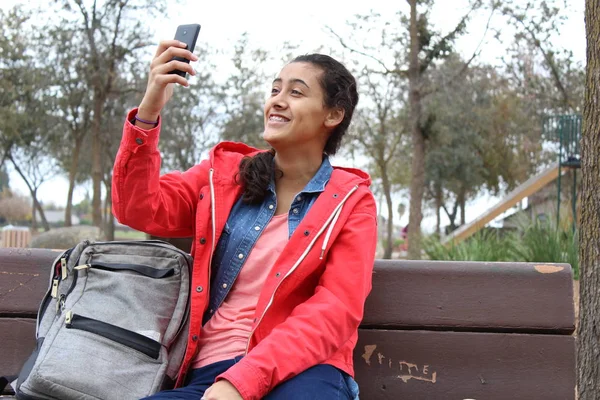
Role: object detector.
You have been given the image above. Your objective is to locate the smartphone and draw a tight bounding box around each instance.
[169,24,201,78]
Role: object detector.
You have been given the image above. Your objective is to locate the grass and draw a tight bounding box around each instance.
[424,217,579,279]
[114,229,146,240]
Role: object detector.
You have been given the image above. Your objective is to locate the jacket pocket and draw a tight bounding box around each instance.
[65,312,161,359]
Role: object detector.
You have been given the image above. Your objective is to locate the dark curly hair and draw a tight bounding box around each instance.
[238,54,359,204]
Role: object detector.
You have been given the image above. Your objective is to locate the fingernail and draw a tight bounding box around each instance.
[191,54,198,61]
[179,41,187,47]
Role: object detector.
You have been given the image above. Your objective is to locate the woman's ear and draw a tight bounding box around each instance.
[324,108,345,129]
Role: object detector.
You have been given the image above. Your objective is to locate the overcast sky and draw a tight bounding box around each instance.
[2,0,586,231]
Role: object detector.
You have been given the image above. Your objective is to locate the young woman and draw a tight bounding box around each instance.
[112,40,378,400]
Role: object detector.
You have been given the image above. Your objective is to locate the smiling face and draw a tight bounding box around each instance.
[263,62,342,154]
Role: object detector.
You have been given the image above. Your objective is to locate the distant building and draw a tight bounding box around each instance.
[42,210,80,226]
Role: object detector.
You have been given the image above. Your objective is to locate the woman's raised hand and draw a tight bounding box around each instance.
[137,40,198,123]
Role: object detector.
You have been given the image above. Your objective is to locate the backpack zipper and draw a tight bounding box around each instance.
[73,261,175,279]
[65,311,161,360]
[36,246,77,337]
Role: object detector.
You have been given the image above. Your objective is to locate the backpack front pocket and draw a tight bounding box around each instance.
[65,312,161,359]
[24,312,166,400]
[63,260,184,347]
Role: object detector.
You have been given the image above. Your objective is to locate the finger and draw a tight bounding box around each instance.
[155,73,189,88]
[154,40,188,58]
[152,46,198,68]
[154,60,196,77]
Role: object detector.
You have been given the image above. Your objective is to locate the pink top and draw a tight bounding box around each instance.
[192,213,289,369]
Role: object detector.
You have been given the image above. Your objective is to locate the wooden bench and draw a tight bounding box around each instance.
[0,247,576,399]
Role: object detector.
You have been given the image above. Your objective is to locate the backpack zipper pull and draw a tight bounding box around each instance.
[74,264,90,271]
[51,278,59,298]
[65,310,73,326]
[56,294,66,314]
[60,257,68,280]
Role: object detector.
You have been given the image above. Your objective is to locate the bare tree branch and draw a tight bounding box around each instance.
[420,0,483,73]
[325,25,409,77]
[422,4,496,97]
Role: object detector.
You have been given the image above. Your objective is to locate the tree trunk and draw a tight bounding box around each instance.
[577,1,600,397]
[31,200,37,232]
[64,135,83,227]
[381,166,394,259]
[105,178,115,241]
[33,194,50,232]
[10,157,50,231]
[435,184,442,237]
[444,200,460,232]
[91,90,105,230]
[459,187,466,226]
[407,0,425,260]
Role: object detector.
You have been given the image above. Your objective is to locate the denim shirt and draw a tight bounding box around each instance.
[202,157,333,324]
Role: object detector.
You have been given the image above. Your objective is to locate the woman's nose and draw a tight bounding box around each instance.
[270,93,287,109]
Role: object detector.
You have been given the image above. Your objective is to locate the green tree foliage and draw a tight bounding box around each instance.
[40,23,94,227]
[423,55,547,232]
[0,7,58,231]
[0,164,9,193]
[332,1,487,258]
[500,0,584,112]
[352,72,410,258]
[53,0,167,229]
[160,44,219,171]
[218,34,269,149]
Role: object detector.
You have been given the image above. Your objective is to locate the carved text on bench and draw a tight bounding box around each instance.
[362,344,437,384]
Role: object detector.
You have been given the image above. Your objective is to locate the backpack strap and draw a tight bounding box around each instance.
[0,375,17,395]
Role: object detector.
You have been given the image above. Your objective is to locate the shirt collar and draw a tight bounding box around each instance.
[302,156,332,193]
[267,156,333,194]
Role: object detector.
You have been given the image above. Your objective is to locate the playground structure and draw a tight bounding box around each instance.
[443,114,582,245]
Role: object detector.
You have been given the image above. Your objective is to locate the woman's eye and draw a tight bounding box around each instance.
[271,88,280,95]
[291,89,302,95]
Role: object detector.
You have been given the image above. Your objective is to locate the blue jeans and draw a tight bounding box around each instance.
[141,357,359,399]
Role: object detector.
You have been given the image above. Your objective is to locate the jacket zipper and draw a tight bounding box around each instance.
[206,169,216,298]
[244,185,358,354]
[180,169,216,385]
[65,311,161,359]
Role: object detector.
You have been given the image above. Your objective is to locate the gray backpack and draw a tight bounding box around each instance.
[16,240,192,400]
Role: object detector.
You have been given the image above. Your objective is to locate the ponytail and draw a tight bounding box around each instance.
[237,149,281,204]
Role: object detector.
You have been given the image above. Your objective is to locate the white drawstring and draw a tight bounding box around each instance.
[320,204,344,260]
[246,185,359,353]
[209,169,216,253]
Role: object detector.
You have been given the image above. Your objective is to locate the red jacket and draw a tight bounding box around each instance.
[112,110,378,399]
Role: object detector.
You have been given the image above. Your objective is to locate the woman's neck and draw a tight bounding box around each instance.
[273,150,323,188]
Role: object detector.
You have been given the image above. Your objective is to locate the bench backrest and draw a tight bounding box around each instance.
[0,248,575,399]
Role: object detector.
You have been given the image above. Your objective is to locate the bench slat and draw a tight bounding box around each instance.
[363,260,575,333]
[354,329,575,400]
[0,318,36,378]
[0,249,59,317]
[0,250,576,333]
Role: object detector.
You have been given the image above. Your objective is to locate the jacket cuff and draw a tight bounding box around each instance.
[121,108,161,154]
[216,361,268,400]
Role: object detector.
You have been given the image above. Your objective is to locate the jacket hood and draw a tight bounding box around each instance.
[209,141,261,165]
[331,165,372,188]
[209,141,372,189]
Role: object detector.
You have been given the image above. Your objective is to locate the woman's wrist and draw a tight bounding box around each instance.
[135,107,160,129]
